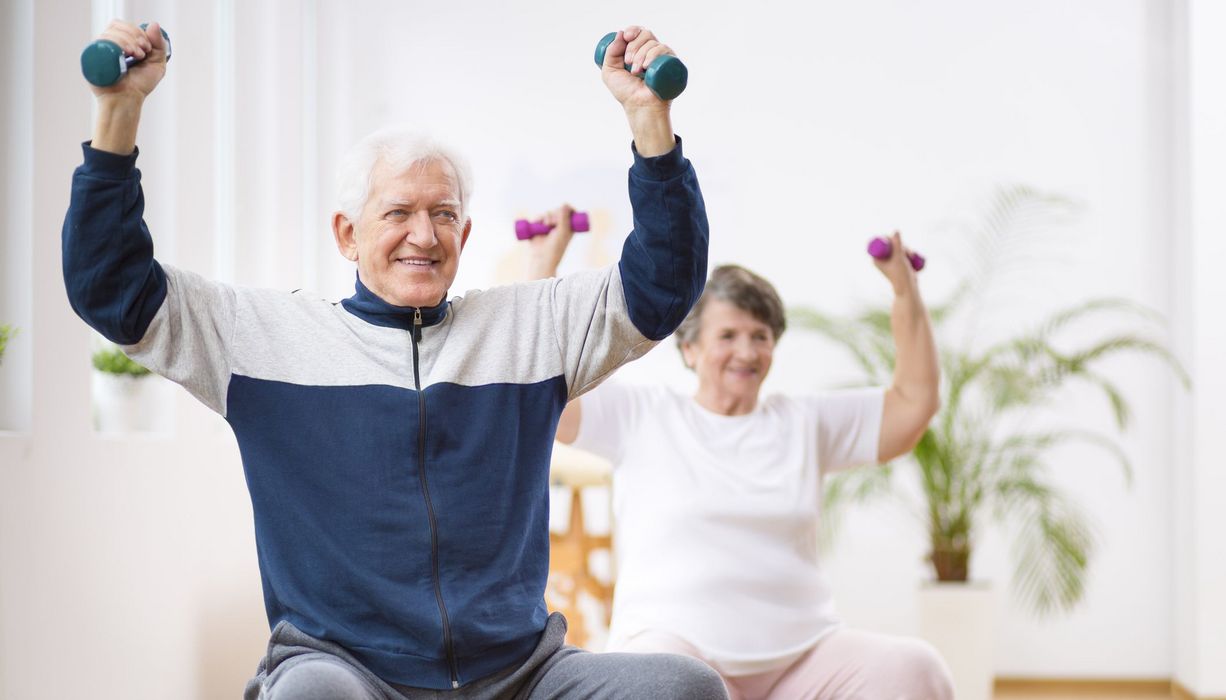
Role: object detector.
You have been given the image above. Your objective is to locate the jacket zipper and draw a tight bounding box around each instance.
[411,308,461,689]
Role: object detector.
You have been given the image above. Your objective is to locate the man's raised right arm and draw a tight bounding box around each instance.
[63,20,169,343]
[64,21,234,415]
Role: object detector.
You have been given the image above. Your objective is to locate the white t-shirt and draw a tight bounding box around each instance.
[573,382,884,676]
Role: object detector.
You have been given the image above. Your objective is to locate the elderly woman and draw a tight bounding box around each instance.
[527,205,953,700]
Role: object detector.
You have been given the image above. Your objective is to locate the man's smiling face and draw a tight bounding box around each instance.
[335,157,471,308]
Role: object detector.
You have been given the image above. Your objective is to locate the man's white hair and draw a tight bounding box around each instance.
[336,126,474,222]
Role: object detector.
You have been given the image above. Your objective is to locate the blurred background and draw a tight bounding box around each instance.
[1,0,1223,697]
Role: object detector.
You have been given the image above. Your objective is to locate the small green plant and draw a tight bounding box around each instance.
[794,185,1189,616]
[0,324,14,365]
[92,346,151,377]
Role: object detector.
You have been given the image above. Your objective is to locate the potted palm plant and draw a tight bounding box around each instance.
[91,344,155,433]
[792,186,1188,700]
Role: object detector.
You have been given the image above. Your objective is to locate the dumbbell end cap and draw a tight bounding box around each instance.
[514,220,533,240]
[571,212,590,232]
[644,56,688,100]
[81,39,125,87]
[866,237,891,260]
[594,32,618,67]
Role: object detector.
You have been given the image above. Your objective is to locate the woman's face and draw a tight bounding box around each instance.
[681,298,776,403]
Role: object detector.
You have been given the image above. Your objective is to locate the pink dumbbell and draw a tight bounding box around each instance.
[515,211,591,240]
[867,237,925,271]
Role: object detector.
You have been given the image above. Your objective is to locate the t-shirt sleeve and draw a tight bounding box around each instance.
[570,380,648,464]
[807,387,886,474]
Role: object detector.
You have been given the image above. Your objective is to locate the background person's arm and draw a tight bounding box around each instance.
[523,204,584,444]
[875,231,941,462]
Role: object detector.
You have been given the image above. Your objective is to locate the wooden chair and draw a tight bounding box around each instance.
[546,443,615,649]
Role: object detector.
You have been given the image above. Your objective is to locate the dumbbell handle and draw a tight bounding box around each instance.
[867,237,925,271]
[594,32,688,101]
[81,23,171,88]
[516,212,591,240]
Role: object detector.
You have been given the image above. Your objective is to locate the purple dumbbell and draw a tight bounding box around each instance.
[515,211,591,240]
[867,237,925,271]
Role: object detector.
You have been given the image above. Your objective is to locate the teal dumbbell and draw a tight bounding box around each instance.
[81,23,172,87]
[594,32,687,101]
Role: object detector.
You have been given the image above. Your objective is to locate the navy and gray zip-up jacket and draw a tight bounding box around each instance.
[62,138,707,689]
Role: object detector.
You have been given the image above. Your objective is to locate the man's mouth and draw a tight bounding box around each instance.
[396,257,436,268]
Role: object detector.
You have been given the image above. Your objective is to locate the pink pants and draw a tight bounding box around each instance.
[614,628,954,700]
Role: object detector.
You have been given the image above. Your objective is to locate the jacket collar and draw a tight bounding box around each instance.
[340,274,449,331]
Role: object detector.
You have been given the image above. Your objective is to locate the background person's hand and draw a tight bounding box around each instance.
[872,231,920,297]
[525,204,577,280]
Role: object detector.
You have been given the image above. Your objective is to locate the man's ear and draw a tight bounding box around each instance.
[332,211,358,261]
[459,217,473,252]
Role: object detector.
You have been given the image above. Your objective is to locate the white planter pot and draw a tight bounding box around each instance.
[918,581,994,700]
[92,371,155,433]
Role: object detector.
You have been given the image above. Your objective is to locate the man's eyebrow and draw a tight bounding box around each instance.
[378,198,461,209]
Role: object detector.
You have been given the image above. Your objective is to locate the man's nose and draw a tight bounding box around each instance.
[403,211,437,248]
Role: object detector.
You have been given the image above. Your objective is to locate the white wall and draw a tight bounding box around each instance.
[1173,0,1226,694]
[1,0,1218,697]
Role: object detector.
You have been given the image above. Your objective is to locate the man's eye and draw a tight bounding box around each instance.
[387,209,408,218]
[435,210,458,222]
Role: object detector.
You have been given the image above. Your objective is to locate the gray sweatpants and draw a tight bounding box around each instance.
[244,613,727,700]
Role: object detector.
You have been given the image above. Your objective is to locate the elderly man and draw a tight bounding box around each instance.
[63,20,721,700]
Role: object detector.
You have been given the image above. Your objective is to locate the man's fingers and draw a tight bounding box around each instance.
[631,40,661,73]
[146,22,165,52]
[603,31,629,70]
[638,44,673,74]
[103,21,150,59]
[105,27,144,59]
[625,28,657,71]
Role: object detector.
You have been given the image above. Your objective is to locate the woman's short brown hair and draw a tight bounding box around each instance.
[674,264,787,352]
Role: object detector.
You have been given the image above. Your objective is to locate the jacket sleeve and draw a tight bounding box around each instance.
[549,136,708,398]
[62,143,167,345]
[62,143,236,415]
[617,136,708,341]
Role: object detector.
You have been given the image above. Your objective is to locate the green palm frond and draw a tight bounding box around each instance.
[1059,336,1190,389]
[788,307,892,382]
[819,462,902,551]
[972,330,1188,424]
[962,186,1079,290]
[0,324,15,364]
[855,308,894,336]
[928,281,973,326]
[1075,372,1131,430]
[1004,487,1096,616]
[985,429,1133,486]
[1036,298,1165,339]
